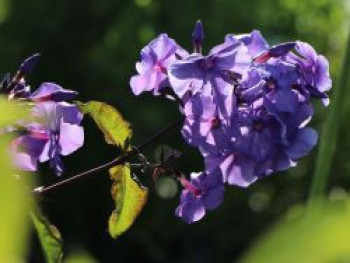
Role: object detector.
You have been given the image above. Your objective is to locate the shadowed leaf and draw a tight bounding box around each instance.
[31,208,63,263]
[108,165,148,239]
[77,101,132,149]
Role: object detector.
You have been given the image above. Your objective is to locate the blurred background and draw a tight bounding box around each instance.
[0,0,349,262]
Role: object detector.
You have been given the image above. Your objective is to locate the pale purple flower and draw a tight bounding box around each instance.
[175,169,224,223]
[181,81,236,154]
[12,102,84,175]
[130,34,188,96]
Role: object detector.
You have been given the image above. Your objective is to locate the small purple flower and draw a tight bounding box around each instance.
[175,169,224,223]
[288,41,332,106]
[226,30,268,58]
[168,41,251,98]
[130,34,188,96]
[30,82,78,102]
[181,86,235,154]
[204,104,317,187]
[12,102,84,175]
[254,42,295,63]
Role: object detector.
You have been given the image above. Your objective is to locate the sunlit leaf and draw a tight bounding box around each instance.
[108,165,148,239]
[0,99,32,262]
[77,101,132,149]
[241,200,350,263]
[31,207,63,263]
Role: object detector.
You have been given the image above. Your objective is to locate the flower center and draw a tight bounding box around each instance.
[180,177,202,196]
[211,117,221,128]
[253,120,265,131]
[200,58,215,69]
[154,62,166,74]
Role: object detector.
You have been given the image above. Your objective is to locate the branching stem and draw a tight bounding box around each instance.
[34,118,182,194]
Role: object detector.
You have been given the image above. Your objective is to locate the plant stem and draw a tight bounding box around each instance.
[34,118,182,194]
[307,29,350,209]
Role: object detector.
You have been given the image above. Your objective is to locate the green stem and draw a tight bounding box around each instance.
[308,29,350,209]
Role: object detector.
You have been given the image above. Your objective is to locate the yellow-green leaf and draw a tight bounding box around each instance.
[108,165,148,239]
[77,101,132,149]
[31,207,63,263]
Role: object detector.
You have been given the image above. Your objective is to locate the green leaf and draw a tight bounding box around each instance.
[0,99,32,261]
[31,207,63,263]
[241,200,350,263]
[77,101,132,149]
[108,165,148,239]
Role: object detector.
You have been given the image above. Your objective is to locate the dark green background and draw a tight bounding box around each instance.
[0,0,347,262]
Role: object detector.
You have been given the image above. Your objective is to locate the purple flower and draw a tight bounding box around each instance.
[226,31,295,62]
[30,82,78,102]
[130,34,188,96]
[12,102,84,175]
[181,83,236,154]
[288,41,332,106]
[168,40,251,98]
[131,24,332,215]
[204,103,317,187]
[175,169,224,223]
[226,30,268,58]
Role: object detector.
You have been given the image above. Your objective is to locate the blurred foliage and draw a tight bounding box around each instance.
[0,0,347,262]
[309,28,350,206]
[0,98,32,262]
[64,249,97,263]
[241,199,350,263]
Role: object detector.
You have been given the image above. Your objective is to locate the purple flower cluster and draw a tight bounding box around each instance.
[130,22,332,223]
[1,54,84,176]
